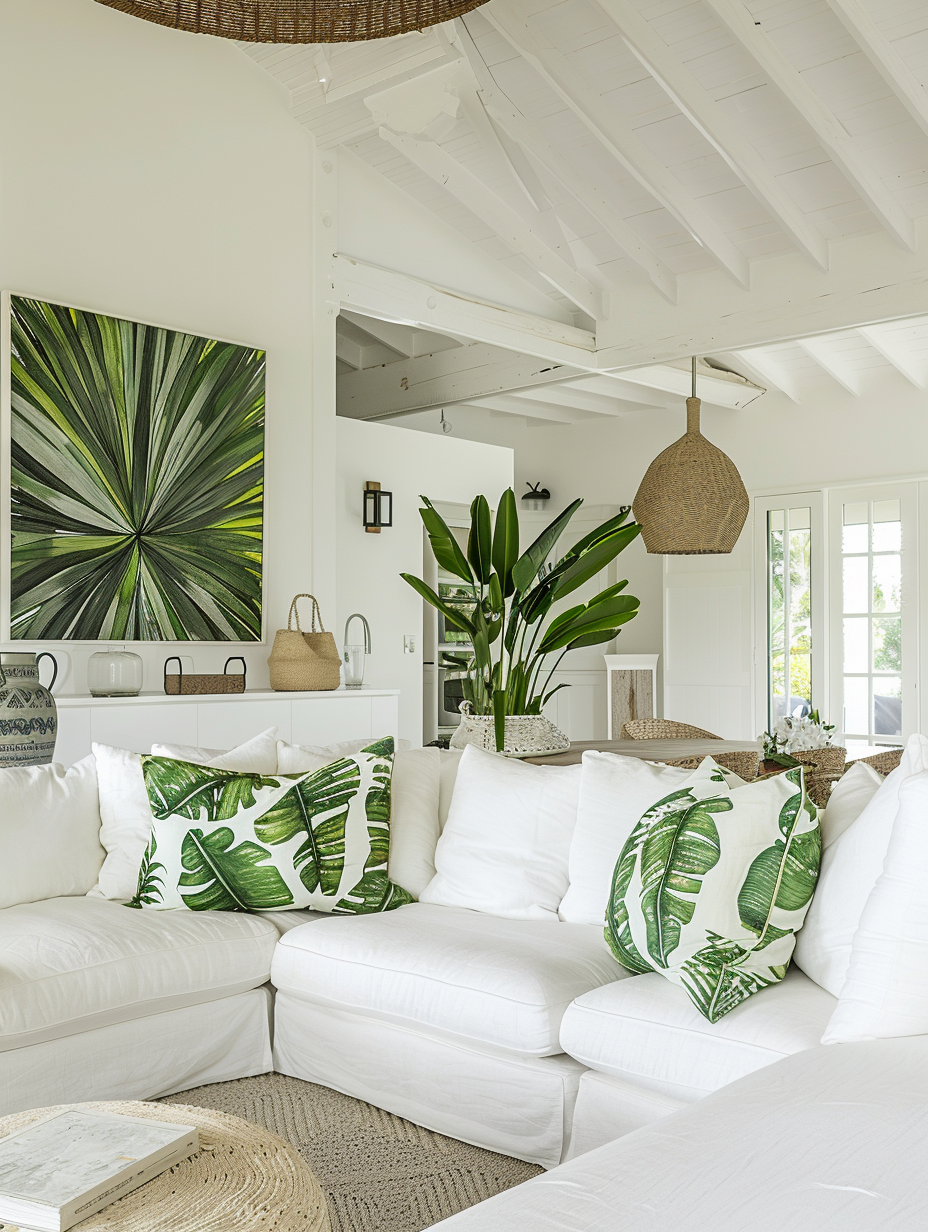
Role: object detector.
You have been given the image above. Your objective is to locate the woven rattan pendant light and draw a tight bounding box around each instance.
[95,0,490,42]
[632,357,749,554]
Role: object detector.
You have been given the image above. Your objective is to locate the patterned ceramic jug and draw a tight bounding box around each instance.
[0,652,58,768]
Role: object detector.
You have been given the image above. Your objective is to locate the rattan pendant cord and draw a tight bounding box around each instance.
[95,0,491,42]
[632,357,749,554]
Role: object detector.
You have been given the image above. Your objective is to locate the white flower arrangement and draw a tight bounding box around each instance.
[762,710,836,763]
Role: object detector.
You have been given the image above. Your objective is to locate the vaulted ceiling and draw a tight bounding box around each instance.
[244,0,928,330]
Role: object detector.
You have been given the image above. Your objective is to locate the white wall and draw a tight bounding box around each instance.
[0,0,316,695]
[335,417,513,745]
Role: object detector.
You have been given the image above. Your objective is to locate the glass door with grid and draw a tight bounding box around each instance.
[830,484,916,746]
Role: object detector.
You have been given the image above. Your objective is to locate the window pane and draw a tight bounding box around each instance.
[872,519,901,552]
[874,678,902,737]
[844,676,870,735]
[843,502,869,553]
[770,653,786,721]
[873,499,901,523]
[768,509,784,532]
[788,507,811,530]
[873,617,902,673]
[844,618,868,672]
[873,555,901,612]
[789,654,811,710]
[843,557,869,613]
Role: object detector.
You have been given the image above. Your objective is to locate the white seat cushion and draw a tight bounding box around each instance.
[0,897,277,1051]
[271,901,625,1056]
[560,966,836,1100]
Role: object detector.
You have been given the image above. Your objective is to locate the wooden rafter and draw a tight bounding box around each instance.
[858,324,927,388]
[720,349,801,403]
[594,0,829,270]
[703,0,916,251]
[796,336,860,395]
[482,1,751,288]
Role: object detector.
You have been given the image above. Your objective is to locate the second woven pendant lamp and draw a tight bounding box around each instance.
[94,0,490,42]
[633,357,749,554]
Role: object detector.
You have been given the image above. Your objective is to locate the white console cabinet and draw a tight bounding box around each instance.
[53,688,400,767]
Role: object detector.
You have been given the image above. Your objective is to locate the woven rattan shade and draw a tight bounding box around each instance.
[95,0,490,41]
[633,395,749,554]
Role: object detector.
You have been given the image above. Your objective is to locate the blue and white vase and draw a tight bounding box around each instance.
[0,652,58,768]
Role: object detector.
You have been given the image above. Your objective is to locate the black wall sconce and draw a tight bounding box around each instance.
[363,481,393,534]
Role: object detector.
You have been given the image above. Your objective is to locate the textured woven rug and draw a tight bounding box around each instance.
[161,1073,540,1232]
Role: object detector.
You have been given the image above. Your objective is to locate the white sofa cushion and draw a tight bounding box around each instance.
[559,966,835,1100]
[824,770,928,1043]
[420,745,582,920]
[0,896,277,1052]
[271,901,625,1056]
[0,757,104,909]
[559,753,742,926]
[795,733,928,996]
[151,726,279,773]
[818,759,883,849]
[91,731,280,901]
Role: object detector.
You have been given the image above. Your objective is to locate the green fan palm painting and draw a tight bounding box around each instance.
[9,296,265,640]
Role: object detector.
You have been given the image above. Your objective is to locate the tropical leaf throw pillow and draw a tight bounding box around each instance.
[605,761,821,1023]
[128,737,414,915]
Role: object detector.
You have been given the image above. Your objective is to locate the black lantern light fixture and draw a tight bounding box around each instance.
[363,481,393,534]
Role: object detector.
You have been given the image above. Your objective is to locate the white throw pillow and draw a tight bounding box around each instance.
[0,757,104,908]
[152,726,279,773]
[91,728,280,901]
[278,740,440,898]
[419,744,582,920]
[559,752,744,926]
[794,734,928,997]
[823,770,928,1043]
[819,760,883,850]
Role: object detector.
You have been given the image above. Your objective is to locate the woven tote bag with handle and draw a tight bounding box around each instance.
[268,594,341,691]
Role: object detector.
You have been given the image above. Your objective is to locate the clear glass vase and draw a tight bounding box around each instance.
[343,645,366,689]
[88,647,143,697]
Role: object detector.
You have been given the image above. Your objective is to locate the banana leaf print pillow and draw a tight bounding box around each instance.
[605,763,821,1023]
[128,737,414,915]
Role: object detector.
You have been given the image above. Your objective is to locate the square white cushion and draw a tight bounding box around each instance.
[271,901,623,1056]
[560,753,743,926]
[795,734,928,997]
[559,966,836,1100]
[278,742,441,898]
[90,729,280,901]
[151,726,279,773]
[819,760,883,849]
[419,744,582,920]
[0,758,104,909]
[0,896,277,1051]
[823,770,928,1043]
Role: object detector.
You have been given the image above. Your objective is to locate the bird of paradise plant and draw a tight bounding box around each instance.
[402,491,642,751]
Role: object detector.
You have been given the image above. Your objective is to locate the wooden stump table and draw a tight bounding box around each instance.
[0,1101,330,1232]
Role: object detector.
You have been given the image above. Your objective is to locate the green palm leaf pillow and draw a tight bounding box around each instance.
[605,761,821,1023]
[128,737,414,915]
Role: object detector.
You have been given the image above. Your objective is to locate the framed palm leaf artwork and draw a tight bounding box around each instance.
[2,295,265,641]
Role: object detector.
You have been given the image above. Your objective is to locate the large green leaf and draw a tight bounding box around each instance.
[511,498,583,593]
[254,758,361,895]
[142,757,280,822]
[334,870,415,915]
[419,498,473,583]
[364,753,394,872]
[638,794,730,967]
[537,593,640,654]
[550,523,642,602]
[491,488,519,597]
[126,834,165,909]
[468,495,493,584]
[738,778,820,937]
[678,933,785,1024]
[179,827,294,911]
[10,297,265,640]
[400,574,477,638]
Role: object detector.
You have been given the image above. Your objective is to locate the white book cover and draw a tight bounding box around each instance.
[0,1109,198,1231]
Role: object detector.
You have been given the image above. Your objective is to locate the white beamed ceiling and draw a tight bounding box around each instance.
[244,0,928,325]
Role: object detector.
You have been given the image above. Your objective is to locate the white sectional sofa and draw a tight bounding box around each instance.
[0,738,910,1178]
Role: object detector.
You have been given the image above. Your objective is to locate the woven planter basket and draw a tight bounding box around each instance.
[633,396,749,555]
[95,0,490,42]
[450,706,570,758]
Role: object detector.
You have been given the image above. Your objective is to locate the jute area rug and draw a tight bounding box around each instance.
[161,1073,540,1232]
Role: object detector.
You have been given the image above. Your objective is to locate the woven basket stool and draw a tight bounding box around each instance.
[0,1101,330,1232]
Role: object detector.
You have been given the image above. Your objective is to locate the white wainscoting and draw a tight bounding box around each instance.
[54,689,400,767]
[542,670,609,741]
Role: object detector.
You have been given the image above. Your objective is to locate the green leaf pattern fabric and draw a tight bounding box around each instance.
[128,739,414,915]
[605,762,821,1023]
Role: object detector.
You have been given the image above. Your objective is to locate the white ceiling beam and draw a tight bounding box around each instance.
[456,18,678,302]
[335,336,363,370]
[703,0,916,251]
[858,324,927,388]
[378,126,603,320]
[462,393,596,423]
[796,336,860,395]
[610,361,764,408]
[594,0,829,270]
[566,374,682,411]
[522,382,643,415]
[340,309,464,357]
[716,349,800,403]
[336,340,584,418]
[482,2,751,288]
[824,0,928,142]
[334,255,596,367]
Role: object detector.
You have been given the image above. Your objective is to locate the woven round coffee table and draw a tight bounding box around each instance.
[0,1100,330,1231]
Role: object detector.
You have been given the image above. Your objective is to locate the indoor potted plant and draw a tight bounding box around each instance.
[401,490,642,755]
